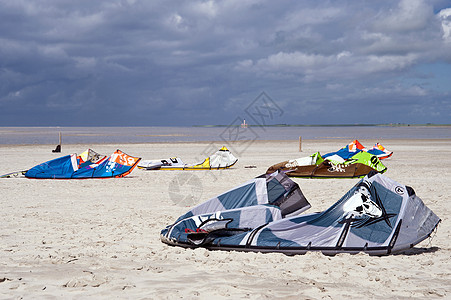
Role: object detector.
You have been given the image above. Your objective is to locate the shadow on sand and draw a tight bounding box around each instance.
[395,246,440,256]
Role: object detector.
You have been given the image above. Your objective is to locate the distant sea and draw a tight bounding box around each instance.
[0,126,450,145]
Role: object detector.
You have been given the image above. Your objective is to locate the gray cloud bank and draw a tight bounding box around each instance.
[1,0,450,126]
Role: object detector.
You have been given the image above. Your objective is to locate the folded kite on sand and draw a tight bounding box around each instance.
[324,140,393,160]
[161,171,311,246]
[366,142,393,160]
[267,151,386,178]
[24,149,141,179]
[161,172,440,255]
[138,146,237,170]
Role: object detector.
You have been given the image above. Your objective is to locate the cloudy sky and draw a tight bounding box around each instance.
[1,0,450,126]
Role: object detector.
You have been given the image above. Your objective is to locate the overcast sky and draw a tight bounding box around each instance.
[1,0,450,126]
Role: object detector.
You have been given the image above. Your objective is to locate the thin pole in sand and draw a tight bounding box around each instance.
[299,136,302,152]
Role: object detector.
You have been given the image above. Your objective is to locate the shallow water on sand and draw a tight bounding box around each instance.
[0,125,450,145]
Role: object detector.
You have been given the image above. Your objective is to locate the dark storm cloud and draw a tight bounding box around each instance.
[0,0,450,126]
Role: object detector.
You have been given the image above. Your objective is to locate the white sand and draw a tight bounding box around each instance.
[0,139,449,299]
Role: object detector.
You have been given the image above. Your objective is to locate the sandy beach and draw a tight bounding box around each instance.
[0,139,449,299]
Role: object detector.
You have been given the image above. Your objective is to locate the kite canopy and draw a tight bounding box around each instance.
[367,143,393,160]
[77,149,107,168]
[267,151,386,178]
[138,146,237,170]
[25,149,141,179]
[161,171,311,246]
[324,140,393,160]
[161,172,440,255]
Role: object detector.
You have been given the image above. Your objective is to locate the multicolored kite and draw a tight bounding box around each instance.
[324,140,393,160]
[267,151,387,179]
[25,149,140,179]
